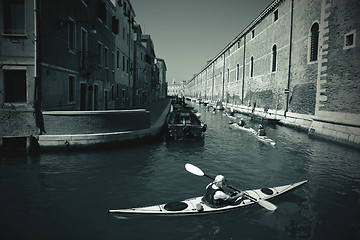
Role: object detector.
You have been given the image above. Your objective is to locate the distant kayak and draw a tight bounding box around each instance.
[229,123,253,132]
[249,128,276,146]
[108,180,308,216]
[229,123,276,146]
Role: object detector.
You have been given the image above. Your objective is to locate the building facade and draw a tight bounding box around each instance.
[168,80,186,97]
[185,0,360,145]
[156,58,167,100]
[0,0,166,145]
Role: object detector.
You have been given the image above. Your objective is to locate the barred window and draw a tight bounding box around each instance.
[272,44,277,72]
[310,23,319,62]
[250,57,254,77]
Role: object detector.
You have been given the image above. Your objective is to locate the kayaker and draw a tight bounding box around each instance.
[204,175,243,207]
[237,118,246,127]
[258,124,266,136]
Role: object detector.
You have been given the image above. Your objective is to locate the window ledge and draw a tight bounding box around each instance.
[2,33,27,39]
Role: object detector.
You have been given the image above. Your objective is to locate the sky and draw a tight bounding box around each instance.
[130,0,273,84]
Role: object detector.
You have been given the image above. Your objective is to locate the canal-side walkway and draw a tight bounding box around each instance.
[38,98,171,149]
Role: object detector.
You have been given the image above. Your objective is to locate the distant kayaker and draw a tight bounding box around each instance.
[258,124,266,136]
[237,118,246,127]
[204,175,243,207]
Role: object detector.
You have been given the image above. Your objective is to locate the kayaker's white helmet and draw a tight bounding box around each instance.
[241,118,244,120]
[214,175,226,184]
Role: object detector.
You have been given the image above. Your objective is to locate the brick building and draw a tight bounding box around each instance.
[156,58,167,100]
[0,0,167,150]
[185,0,360,145]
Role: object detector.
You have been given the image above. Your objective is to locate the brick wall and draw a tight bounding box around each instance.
[0,109,38,137]
[42,110,150,135]
[323,0,360,114]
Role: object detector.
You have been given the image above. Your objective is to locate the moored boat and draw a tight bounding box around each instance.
[165,108,206,141]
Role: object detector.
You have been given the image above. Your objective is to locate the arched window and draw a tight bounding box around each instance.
[272,44,277,72]
[310,23,319,62]
[250,57,254,77]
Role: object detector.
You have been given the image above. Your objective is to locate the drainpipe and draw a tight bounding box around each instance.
[212,62,214,101]
[242,36,246,105]
[128,14,131,108]
[285,0,294,117]
[222,55,225,101]
[34,0,45,134]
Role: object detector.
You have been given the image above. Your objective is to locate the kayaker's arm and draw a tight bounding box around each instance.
[227,191,244,202]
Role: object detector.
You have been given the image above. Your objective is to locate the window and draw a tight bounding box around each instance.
[4,69,26,103]
[81,28,88,68]
[94,85,99,110]
[122,89,126,99]
[123,55,125,71]
[68,18,76,51]
[272,44,277,72]
[344,30,356,50]
[310,23,319,62]
[68,75,75,102]
[111,85,114,101]
[252,29,255,39]
[123,2,127,16]
[112,52,114,70]
[112,16,119,34]
[126,59,129,73]
[104,47,108,68]
[236,64,239,81]
[237,40,241,49]
[117,50,120,69]
[98,42,103,66]
[104,90,108,110]
[250,57,254,77]
[98,0,106,22]
[274,9,278,22]
[3,0,25,35]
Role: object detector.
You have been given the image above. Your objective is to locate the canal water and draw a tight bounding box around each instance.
[1,102,359,240]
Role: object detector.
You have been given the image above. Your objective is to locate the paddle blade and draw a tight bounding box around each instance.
[185,163,205,177]
[257,200,277,211]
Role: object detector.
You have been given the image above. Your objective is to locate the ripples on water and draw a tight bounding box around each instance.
[1,102,360,240]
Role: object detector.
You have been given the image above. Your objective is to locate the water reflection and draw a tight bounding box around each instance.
[0,102,360,240]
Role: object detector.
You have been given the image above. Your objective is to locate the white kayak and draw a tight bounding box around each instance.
[229,124,276,146]
[249,128,276,146]
[108,180,308,216]
[229,123,253,132]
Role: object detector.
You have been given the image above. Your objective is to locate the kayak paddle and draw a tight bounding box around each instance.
[185,163,277,211]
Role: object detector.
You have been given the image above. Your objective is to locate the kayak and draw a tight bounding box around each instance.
[225,113,237,120]
[249,128,276,146]
[108,180,308,216]
[229,124,276,146]
[229,123,253,132]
